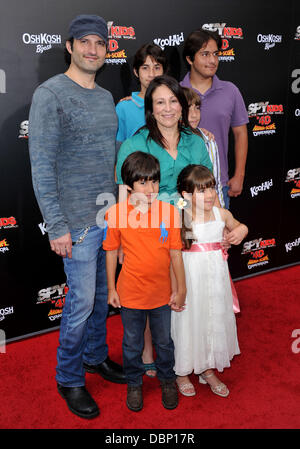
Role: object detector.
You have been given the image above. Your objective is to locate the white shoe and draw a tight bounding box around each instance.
[199,372,229,398]
[176,378,196,397]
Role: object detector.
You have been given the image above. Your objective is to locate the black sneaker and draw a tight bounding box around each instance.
[126,385,143,412]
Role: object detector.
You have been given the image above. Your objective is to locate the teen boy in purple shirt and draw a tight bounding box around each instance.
[181,29,249,208]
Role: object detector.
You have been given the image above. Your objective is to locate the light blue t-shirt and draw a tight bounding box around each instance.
[116,92,145,142]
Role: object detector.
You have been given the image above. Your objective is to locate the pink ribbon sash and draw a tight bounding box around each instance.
[183,242,240,313]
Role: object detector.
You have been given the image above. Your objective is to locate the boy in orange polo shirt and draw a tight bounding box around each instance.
[103,151,186,412]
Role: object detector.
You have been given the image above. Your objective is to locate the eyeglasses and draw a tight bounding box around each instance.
[198,51,220,58]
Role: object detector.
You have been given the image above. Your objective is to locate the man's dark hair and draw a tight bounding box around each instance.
[121,151,160,188]
[64,38,74,65]
[183,29,222,63]
[133,43,168,75]
[63,36,108,66]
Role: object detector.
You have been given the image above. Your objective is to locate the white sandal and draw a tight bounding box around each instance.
[176,379,196,397]
[199,372,229,398]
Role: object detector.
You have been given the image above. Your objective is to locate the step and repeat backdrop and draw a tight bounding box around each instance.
[0,0,299,341]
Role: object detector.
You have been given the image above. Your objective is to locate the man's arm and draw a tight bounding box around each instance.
[50,233,72,259]
[29,87,70,249]
[228,124,248,197]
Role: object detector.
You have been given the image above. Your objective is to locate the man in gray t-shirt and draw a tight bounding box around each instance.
[29,15,125,419]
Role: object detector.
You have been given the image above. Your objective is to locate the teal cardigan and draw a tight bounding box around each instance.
[116,127,213,203]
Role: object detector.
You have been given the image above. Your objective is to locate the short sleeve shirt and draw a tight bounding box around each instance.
[180,74,249,186]
[103,198,182,309]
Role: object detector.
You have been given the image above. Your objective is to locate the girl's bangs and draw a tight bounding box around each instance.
[194,176,216,191]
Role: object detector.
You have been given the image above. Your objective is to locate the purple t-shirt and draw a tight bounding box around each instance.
[181,73,249,186]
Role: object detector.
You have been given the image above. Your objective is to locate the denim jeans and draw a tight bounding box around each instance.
[222,185,230,210]
[56,225,108,387]
[120,304,176,386]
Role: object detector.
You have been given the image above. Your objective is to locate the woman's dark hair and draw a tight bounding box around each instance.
[121,151,160,189]
[177,164,216,249]
[183,29,222,65]
[144,75,192,148]
[133,43,168,75]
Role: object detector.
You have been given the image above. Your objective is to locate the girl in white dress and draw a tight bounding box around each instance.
[171,164,248,398]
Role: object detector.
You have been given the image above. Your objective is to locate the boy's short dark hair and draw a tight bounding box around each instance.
[133,43,168,74]
[121,151,160,189]
[183,29,222,63]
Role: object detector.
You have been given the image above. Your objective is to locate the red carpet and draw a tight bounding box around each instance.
[1,265,300,430]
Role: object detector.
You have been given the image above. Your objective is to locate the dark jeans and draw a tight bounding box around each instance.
[222,185,230,209]
[120,304,176,386]
[56,226,108,387]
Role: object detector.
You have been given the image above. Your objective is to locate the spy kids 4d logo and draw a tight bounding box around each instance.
[0,238,9,254]
[0,216,18,229]
[285,168,300,198]
[248,101,284,137]
[105,21,136,65]
[242,237,276,270]
[202,22,244,62]
[36,283,68,322]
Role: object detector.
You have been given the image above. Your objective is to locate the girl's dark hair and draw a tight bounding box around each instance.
[183,29,222,65]
[182,87,202,136]
[177,164,216,249]
[182,86,201,107]
[144,75,192,148]
[133,43,168,75]
[121,151,160,189]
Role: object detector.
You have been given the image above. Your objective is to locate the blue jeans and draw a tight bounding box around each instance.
[120,305,176,386]
[56,225,108,387]
[222,185,230,209]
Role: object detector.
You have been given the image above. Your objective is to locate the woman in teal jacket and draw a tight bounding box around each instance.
[116,75,214,382]
[116,75,213,204]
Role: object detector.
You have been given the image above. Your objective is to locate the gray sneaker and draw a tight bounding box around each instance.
[126,385,143,412]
